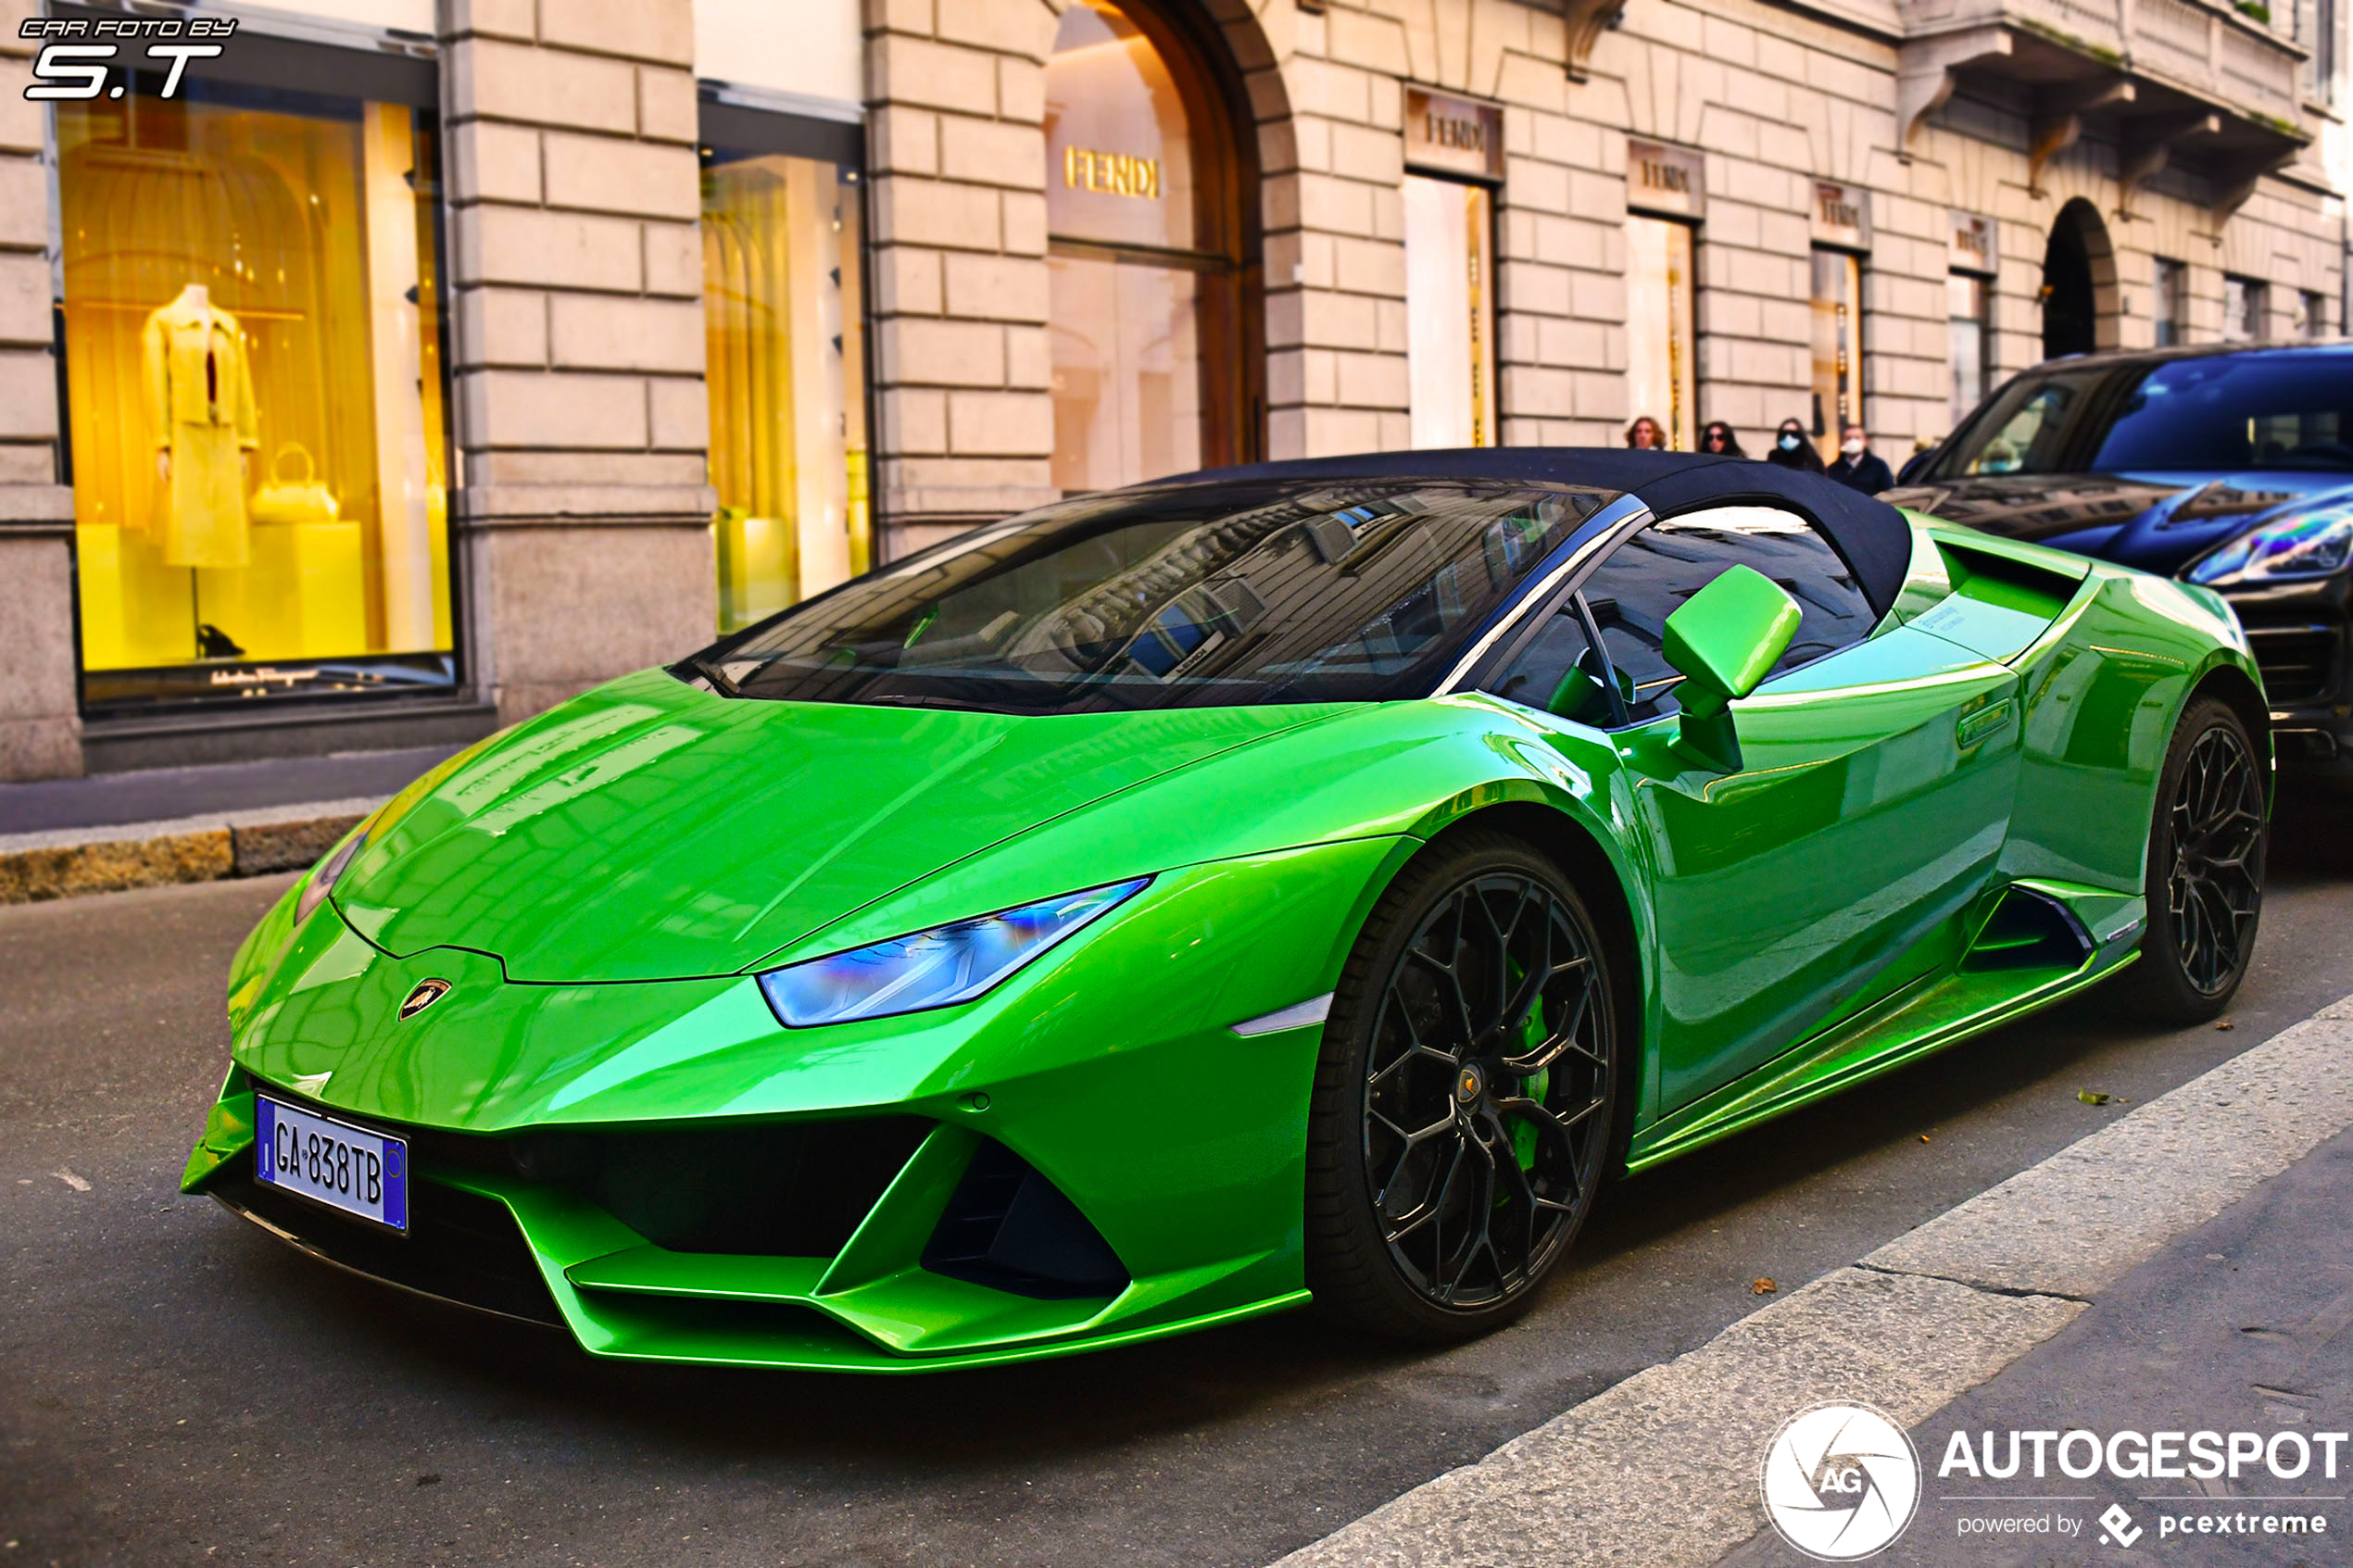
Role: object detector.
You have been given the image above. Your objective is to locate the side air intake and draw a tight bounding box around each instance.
[922,1140,1129,1300]
[1962,886,2095,972]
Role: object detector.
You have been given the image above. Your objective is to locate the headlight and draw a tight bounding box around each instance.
[293,822,370,926]
[757,877,1151,1027]
[2185,504,2353,585]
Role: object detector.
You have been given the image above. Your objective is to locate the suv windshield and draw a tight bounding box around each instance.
[1930,349,2353,478]
[680,480,1612,714]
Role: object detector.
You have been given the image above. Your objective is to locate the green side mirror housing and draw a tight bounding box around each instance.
[1661,563,1802,771]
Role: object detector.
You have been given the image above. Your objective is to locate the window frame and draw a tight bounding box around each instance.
[1461,501,1884,730]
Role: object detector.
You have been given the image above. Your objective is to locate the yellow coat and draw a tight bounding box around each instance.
[142,292,258,569]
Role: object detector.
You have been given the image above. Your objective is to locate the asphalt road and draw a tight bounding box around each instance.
[6,792,2352,1568]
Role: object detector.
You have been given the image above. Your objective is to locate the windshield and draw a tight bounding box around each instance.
[680,480,1613,714]
[1931,350,2353,478]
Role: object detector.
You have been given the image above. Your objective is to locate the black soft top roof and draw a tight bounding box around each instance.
[1176,447,1917,617]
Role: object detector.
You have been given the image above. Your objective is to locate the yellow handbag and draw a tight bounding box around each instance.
[247,443,339,527]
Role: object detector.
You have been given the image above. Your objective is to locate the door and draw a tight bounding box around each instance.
[1483,507,2022,1109]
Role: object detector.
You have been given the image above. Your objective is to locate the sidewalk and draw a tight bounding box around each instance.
[1273,992,2353,1568]
[1718,1123,2353,1566]
[0,745,460,903]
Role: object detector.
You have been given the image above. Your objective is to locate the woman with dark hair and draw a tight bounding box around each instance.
[1700,421,1744,458]
[1624,415,1666,449]
[1766,418,1826,474]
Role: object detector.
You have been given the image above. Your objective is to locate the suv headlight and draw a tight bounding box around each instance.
[757,877,1151,1027]
[2185,503,2353,585]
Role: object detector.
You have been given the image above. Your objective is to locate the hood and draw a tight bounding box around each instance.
[1883,470,2353,578]
[333,670,1340,982]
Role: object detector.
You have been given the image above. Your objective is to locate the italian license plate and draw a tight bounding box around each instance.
[254,1095,408,1232]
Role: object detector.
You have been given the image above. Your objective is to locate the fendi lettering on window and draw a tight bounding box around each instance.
[1810,180,1870,252]
[1949,211,1997,276]
[1063,146,1163,200]
[1403,86,1504,181]
[1627,139,1704,219]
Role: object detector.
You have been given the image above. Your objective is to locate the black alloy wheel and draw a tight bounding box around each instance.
[2121,696,2267,1022]
[1307,834,1619,1340]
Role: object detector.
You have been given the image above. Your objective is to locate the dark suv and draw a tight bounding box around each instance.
[1890,343,2353,785]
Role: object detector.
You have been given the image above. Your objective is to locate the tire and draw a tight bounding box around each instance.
[1304,831,1622,1342]
[2114,695,2268,1023]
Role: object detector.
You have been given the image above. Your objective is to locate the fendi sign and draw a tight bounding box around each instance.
[1063,146,1161,200]
[1811,179,1870,251]
[1404,86,1503,181]
[1627,139,1704,219]
[1949,210,1997,276]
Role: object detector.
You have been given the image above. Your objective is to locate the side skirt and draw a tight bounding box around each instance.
[1625,884,2143,1173]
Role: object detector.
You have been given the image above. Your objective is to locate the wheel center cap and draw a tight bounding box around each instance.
[1455,1062,1487,1108]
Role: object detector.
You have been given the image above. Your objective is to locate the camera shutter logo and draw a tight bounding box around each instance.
[1760,1401,1921,1561]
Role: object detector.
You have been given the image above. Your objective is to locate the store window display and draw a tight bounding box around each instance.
[700,142,871,633]
[57,80,453,708]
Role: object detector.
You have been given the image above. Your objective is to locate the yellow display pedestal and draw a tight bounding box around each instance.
[74,523,132,670]
[241,519,366,659]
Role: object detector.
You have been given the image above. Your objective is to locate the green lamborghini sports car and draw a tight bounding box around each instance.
[183,449,2270,1371]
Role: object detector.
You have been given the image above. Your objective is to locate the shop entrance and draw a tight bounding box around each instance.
[2041,198,2114,360]
[1044,0,1260,492]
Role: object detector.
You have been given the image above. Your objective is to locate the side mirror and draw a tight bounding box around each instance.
[1661,564,1801,771]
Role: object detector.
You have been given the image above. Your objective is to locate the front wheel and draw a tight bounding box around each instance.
[2116,696,2267,1022]
[1304,834,1621,1342]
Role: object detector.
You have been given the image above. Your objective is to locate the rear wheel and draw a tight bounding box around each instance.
[1304,834,1620,1342]
[2117,696,2266,1022]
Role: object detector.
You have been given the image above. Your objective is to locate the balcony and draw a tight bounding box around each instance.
[1896,0,2312,209]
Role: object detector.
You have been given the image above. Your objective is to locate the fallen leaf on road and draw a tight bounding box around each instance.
[50,1169,90,1192]
[2077,1090,2112,1106]
[1750,1277,1777,1296]
[2217,1020,2236,1031]
[1919,1134,1931,1143]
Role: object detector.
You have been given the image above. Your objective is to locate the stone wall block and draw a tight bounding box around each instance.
[461,370,650,449]
[642,221,704,297]
[454,39,639,131]
[947,389,1053,456]
[548,294,706,373]
[459,207,647,293]
[636,68,701,144]
[542,132,701,220]
[944,252,1051,324]
[458,287,551,368]
[871,34,1002,117]
[537,0,696,66]
[938,115,1047,189]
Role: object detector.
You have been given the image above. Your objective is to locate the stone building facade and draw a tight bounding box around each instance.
[0,0,2344,779]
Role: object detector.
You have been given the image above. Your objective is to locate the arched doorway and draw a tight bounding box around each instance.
[1044,0,1260,492]
[2041,198,2115,359]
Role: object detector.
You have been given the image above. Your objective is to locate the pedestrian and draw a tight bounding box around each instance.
[1625,415,1666,449]
[1827,422,1894,495]
[1700,420,1744,458]
[1766,419,1825,474]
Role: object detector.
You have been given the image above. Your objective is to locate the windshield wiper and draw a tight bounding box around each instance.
[683,654,743,697]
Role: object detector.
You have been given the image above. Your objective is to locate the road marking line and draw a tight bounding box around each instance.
[1271,992,2353,1568]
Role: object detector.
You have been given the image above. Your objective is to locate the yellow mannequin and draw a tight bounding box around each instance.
[143,282,258,569]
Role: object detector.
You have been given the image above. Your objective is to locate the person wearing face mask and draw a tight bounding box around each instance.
[1827,421,1894,495]
[1699,421,1744,458]
[1765,419,1825,474]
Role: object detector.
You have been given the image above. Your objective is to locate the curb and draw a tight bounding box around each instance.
[1270,991,2353,1568]
[0,798,382,905]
